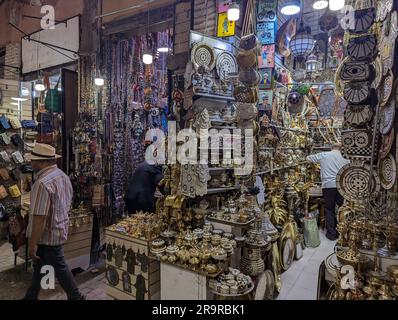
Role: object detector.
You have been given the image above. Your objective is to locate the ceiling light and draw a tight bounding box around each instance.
[35,79,45,91]
[329,0,345,11]
[281,0,301,15]
[157,47,169,53]
[227,2,240,21]
[94,77,105,86]
[143,52,153,65]
[313,0,328,10]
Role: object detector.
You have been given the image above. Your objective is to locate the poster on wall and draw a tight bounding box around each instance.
[217,12,236,37]
[259,90,273,110]
[257,22,275,45]
[257,0,277,22]
[258,45,275,68]
[259,68,273,89]
[217,0,232,13]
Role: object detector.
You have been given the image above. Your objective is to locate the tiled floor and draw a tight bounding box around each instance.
[0,241,24,273]
[277,231,337,300]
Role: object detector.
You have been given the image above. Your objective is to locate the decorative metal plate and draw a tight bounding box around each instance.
[378,153,397,190]
[376,0,393,22]
[380,127,395,159]
[191,42,216,72]
[341,60,370,82]
[347,35,377,61]
[344,105,373,126]
[372,56,383,89]
[380,70,394,107]
[341,127,378,160]
[319,88,336,117]
[216,51,238,82]
[343,82,370,104]
[106,266,120,287]
[337,163,381,203]
[348,7,376,34]
[280,237,295,271]
[379,101,395,135]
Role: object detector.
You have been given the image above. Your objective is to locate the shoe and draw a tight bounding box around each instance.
[326,234,338,241]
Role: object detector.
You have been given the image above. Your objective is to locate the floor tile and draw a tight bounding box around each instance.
[285,286,316,300]
[293,271,319,293]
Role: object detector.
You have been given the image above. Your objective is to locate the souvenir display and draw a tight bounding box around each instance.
[336,163,381,203]
[344,105,373,127]
[378,154,397,190]
[379,101,395,135]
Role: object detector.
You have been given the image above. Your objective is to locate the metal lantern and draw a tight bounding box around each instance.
[289,18,315,60]
[306,53,319,72]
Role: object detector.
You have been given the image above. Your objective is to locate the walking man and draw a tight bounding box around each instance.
[23,143,84,300]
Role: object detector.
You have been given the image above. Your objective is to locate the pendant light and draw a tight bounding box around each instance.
[281,0,301,16]
[35,79,45,91]
[94,70,105,86]
[157,31,170,53]
[227,2,240,21]
[329,0,345,11]
[143,0,153,64]
[289,17,315,61]
[313,0,328,10]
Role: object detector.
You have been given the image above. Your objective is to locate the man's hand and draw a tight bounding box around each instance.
[154,191,164,199]
[29,244,40,261]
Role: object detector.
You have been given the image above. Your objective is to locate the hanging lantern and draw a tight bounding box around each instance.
[306,53,319,72]
[227,2,240,21]
[289,18,315,60]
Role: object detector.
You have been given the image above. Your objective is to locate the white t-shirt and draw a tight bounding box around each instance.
[307,150,350,189]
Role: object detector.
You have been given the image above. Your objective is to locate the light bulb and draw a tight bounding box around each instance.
[227,3,240,21]
[143,53,153,65]
[95,77,105,86]
[329,0,345,11]
[157,47,169,53]
[35,80,45,91]
[313,0,328,10]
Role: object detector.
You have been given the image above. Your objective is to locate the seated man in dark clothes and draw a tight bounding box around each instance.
[124,160,164,214]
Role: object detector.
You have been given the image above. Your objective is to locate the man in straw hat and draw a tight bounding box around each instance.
[23,143,84,300]
[307,142,350,241]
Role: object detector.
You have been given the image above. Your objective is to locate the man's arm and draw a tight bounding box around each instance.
[28,183,50,260]
[307,152,326,164]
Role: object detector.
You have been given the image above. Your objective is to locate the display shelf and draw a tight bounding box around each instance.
[206,186,240,194]
[206,216,255,227]
[193,91,235,102]
[256,162,307,176]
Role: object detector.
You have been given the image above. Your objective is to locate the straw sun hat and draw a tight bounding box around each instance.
[25,143,61,161]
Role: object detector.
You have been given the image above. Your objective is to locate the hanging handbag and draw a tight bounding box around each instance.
[21,120,37,129]
[0,116,11,131]
[11,151,24,164]
[11,167,23,180]
[0,168,10,181]
[8,116,22,129]
[37,133,54,144]
[44,78,62,112]
[0,133,10,145]
[21,164,33,173]
[0,151,11,164]
[0,185,8,200]
[11,134,24,148]
[238,68,261,87]
[9,185,21,198]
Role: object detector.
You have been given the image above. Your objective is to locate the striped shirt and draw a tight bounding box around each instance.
[26,165,73,246]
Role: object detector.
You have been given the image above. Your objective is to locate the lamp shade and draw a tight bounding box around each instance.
[289,19,315,60]
[329,0,345,11]
[281,0,301,16]
[35,79,45,91]
[143,53,153,64]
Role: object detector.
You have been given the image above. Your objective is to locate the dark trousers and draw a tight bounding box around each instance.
[322,188,344,239]
[24,245,82,300]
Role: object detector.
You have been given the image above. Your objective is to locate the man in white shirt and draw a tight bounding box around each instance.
[307,143,350,241]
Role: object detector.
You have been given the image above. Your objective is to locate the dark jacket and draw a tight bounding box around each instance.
[124,161,163,214]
